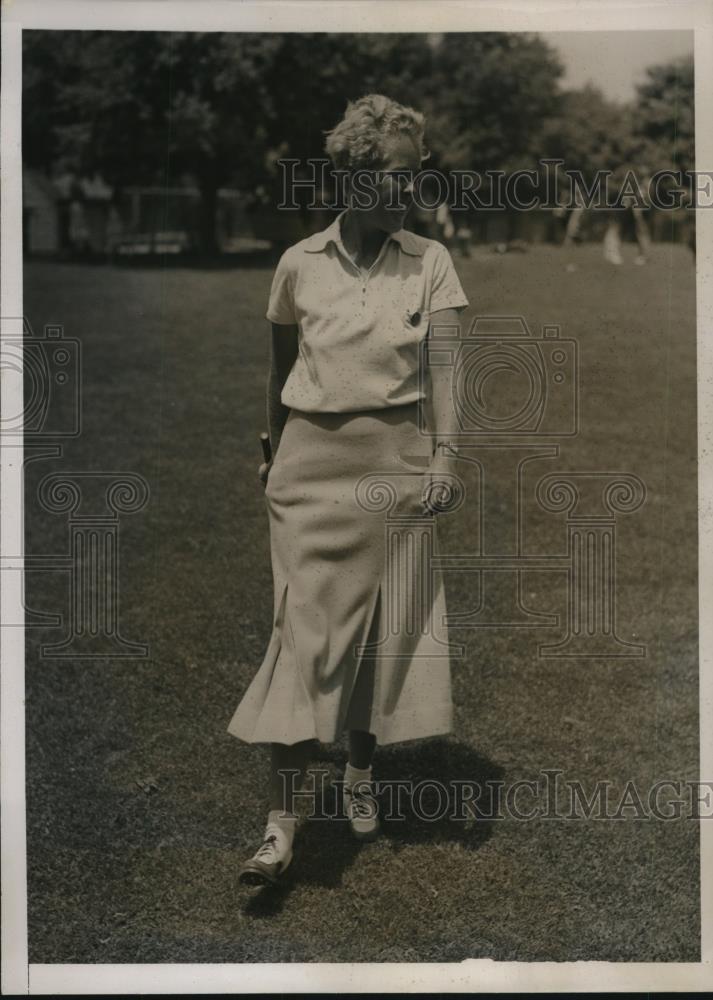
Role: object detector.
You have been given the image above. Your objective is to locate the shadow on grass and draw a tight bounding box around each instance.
[242,737,502,915]
[373,737,503,849]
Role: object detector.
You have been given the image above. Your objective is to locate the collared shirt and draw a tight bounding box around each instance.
[266,210,469,413]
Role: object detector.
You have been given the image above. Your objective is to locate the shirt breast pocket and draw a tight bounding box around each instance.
[390,306,430,375]
[403,306,430,340]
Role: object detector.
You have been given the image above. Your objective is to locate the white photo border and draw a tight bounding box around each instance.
[2,0,712,993]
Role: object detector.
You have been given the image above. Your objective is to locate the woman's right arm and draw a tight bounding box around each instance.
[261,322,298,484]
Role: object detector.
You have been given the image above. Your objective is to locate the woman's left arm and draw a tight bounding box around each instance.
[422,306,465,514]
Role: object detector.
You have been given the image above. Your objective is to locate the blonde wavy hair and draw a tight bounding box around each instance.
[324,94,428,172]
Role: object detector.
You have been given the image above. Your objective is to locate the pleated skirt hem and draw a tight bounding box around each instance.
[226,573,454,747]
[226,401,454,748]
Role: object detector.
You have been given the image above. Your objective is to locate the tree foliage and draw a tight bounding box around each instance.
[423,33,565,173]
[633,54,694,175]
[22,31,695,246]
[541,85,639,177]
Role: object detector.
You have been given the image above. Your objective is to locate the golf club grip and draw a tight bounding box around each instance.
[260,432,272,465]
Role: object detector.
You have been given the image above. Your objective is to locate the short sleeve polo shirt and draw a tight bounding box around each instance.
[266,210,469,413]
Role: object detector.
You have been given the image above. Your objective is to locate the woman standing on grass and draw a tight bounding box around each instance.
[227,94,469,886]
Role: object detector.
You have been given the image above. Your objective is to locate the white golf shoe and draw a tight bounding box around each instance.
[343,779,381,841]
[239,827,293,886]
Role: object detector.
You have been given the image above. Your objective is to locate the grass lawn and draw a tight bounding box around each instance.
[23,239,699,962]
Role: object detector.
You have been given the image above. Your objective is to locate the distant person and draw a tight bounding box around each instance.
[562,186,586,249]
[436,199,455,248]
[562,172,652,266]
[106,203,123,258]
[68,199,91,256]
[454,216,473,258]
[601,198,652,267]
[550,202,569,244]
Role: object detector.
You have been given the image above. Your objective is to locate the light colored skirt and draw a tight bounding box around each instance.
[226,400,454,746]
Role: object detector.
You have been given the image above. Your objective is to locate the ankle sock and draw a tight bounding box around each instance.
[266,809,298,849]
[344,762,373,791]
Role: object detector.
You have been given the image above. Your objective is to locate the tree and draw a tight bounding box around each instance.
[252,33,435,211]
[22,30,579,249]
[423,33,565,175]
[23,31,284,252]
[633,54,694,176]
[541,85,638,178]
[539,84,655,213]
[22,30,436,250]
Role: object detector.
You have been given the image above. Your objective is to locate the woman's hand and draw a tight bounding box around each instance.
[420,452,458,516]
[258,460,272,488]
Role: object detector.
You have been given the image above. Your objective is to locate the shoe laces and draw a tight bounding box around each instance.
[345,784,377,819]
[255,833,280,861]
